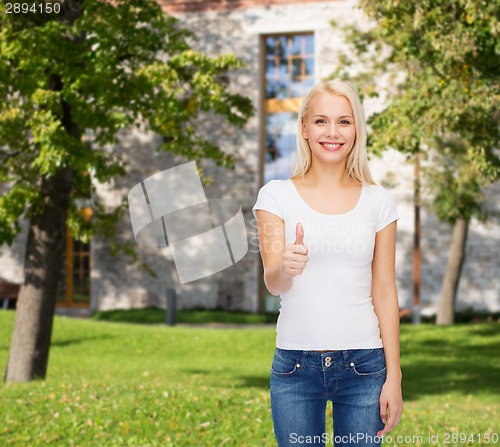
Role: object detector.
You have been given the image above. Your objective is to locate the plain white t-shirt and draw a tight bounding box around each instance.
[252,179,399,350]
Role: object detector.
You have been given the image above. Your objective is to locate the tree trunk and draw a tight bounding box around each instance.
[5,167,73,382]
[436,217,469,325]
[5,70,79,382]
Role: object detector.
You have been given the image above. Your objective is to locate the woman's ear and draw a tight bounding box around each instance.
[301,119,308,139]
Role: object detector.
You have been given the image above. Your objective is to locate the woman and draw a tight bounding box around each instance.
[252,80,403,446]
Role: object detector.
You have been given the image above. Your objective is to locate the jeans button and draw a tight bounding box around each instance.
[325,357,331,367]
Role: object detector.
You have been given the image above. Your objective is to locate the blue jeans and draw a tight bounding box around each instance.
[270,347,387,447]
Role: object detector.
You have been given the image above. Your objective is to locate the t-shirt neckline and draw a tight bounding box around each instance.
[288,179,365,217]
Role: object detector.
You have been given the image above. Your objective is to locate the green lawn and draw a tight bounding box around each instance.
[0,311,499,446]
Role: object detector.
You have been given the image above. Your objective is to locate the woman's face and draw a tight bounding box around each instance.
[301,92,356,168]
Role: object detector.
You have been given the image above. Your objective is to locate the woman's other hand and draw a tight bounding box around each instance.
[377,378,403,438]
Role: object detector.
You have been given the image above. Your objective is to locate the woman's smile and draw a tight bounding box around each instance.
[320,141,345,151]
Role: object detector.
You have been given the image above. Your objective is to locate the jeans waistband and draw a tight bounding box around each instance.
[275,347,384,369]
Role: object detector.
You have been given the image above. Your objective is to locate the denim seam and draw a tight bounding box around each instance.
[352,365,387,377]
[270,364,298,376]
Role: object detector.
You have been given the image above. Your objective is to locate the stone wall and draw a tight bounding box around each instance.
[90,123,260,311]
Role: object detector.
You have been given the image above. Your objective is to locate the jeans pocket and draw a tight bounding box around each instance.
[271,349,299,376]
[351,348,387,377]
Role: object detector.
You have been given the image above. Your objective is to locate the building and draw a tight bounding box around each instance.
[1,0,499,316]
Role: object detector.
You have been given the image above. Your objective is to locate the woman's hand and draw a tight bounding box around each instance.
[281,223,309,277]
[377,377,403,438]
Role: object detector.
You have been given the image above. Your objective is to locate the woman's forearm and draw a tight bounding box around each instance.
[373,287,402,381]
[264,265,293,296]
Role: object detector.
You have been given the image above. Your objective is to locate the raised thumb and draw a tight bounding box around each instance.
[295,223,304,245]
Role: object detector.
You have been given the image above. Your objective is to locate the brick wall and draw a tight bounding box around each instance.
[159,0,338,14]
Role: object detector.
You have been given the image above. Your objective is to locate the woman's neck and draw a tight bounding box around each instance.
[295,164,357,190]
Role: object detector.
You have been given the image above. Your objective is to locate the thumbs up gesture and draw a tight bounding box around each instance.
[281,223,309,277]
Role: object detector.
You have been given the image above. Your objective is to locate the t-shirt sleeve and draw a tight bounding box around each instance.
[252,181,283,219]
[377,186,399,232]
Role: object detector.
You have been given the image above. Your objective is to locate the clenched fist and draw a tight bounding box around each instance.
[281,223,309,277]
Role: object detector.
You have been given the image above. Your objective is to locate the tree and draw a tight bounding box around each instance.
[0,0,253,382]
[329,0,500,324]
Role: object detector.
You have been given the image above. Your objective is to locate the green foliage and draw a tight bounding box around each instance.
[0,0,254,264]
[329,0,500,223]
[1,312,500,446]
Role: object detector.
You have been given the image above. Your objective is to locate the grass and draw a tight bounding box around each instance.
[92,307,278,325]
[0,311,499,446]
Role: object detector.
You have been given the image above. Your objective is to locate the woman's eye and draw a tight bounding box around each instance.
[340,120,351,125]
[315,119,327,124]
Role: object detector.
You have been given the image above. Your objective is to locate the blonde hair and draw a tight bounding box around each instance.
[292,79,375,185]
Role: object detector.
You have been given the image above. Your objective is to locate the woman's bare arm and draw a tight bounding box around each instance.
[371,220,403,436]
[372,220,401,380]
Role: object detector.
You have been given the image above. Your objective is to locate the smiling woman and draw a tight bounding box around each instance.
[253,79,403,447]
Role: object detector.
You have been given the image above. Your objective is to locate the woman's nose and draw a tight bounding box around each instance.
[326,124,339,138]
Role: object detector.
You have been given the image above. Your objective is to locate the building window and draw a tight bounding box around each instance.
[263,33,314,184]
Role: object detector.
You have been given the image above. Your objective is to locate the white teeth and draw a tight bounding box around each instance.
[323,143,342,149]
